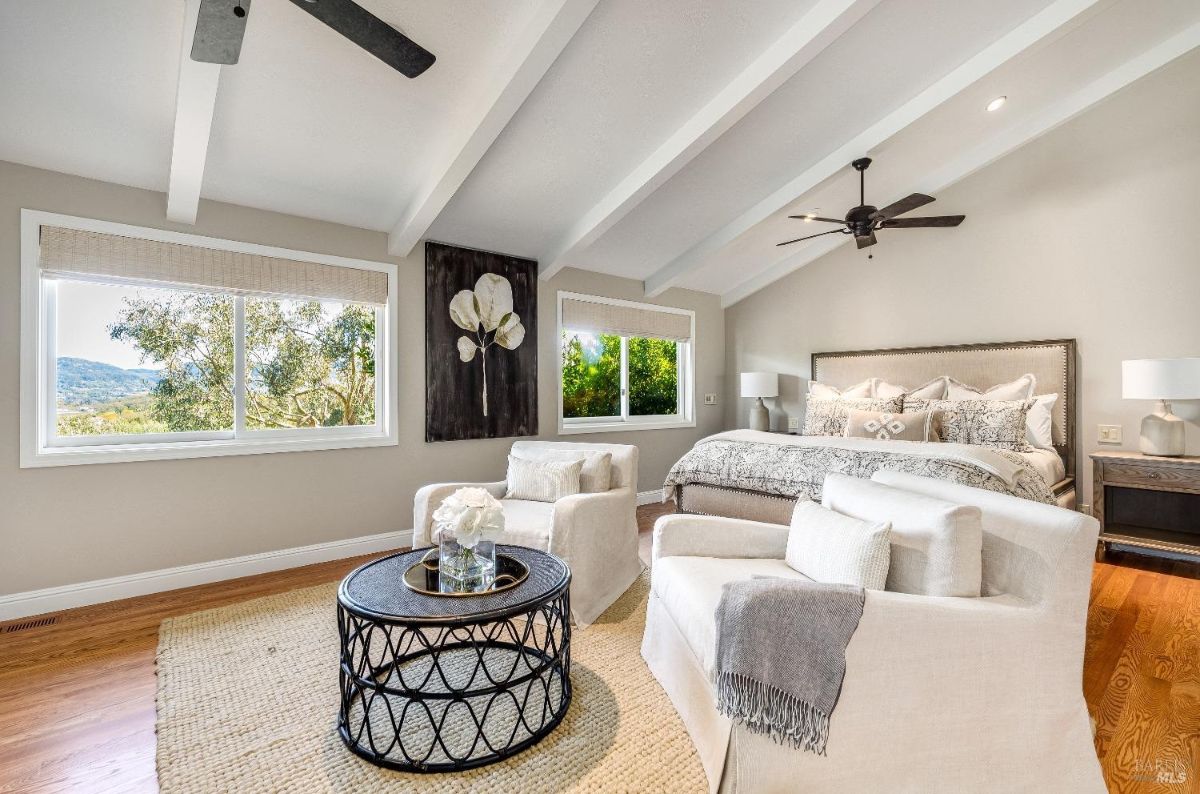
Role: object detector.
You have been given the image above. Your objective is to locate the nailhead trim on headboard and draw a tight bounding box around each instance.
[811,339,1077,479]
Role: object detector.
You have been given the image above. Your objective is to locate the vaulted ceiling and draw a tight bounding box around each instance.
[3,0,1198,305]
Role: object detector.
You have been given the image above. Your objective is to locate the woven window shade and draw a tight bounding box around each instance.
[38,226,389,306]
[561,298,691,342]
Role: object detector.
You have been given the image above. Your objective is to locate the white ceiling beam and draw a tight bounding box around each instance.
[720,22,1200,307]
[537,0,879,280]
[166,0,222,225]
[642,0,1104,298]
[388,0,599,257]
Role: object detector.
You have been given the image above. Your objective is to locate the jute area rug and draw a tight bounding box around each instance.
[156,571,707,793]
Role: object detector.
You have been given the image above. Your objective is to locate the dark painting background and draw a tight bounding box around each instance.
[425,242,538,442]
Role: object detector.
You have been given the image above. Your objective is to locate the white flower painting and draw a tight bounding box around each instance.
[450,273,526,417]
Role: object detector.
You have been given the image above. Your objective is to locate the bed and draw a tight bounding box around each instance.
[666,339,1077,524]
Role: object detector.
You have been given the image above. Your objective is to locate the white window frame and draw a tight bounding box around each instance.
[556,291,696,435]
[19,210,399,467]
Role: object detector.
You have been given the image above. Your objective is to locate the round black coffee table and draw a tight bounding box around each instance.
[336,544,571,772]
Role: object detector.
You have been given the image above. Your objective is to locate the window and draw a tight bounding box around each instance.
[557,292,694,433]
[21,211,397,466]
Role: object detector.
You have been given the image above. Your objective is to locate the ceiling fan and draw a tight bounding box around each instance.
[777,158,964,253]
[191,0,436,78]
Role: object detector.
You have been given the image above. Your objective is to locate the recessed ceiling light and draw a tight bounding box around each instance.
[803,210,818,222]
[986,96,1007,112]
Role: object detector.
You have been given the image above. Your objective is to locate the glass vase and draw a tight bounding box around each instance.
[438,534,497,594]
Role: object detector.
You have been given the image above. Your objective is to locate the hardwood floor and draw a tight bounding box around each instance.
[0,505,1195,793]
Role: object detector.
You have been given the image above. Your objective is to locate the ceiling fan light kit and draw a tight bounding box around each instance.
[779,157,965,257]
[191,0,435,78]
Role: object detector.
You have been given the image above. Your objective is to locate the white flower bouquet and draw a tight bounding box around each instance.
[431,487,505,591]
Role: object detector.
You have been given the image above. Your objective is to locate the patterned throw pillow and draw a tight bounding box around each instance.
[504,456,584,502]
[803,396,904,437]
[904,398,1035,451]
[844,409,937,442]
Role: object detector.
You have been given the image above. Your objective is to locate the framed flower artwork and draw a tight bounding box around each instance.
[425,242,538,441]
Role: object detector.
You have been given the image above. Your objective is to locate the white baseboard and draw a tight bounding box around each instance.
[637,489,663,506]
[0,529,413,622]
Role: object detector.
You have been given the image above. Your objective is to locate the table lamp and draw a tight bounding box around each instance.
[740,371,779,432]
[1122,358,1200,456]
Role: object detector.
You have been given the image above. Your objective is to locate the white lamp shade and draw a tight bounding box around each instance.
[740,371,779,398]
[1122,358,1200,400]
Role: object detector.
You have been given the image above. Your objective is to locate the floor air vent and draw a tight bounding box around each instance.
[3,615,59,633]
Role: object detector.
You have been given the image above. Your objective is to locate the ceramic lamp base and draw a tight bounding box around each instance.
[1140,400,1186,457]
[749,397,770,432]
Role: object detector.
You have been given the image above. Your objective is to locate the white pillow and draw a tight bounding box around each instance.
[946,373,1036,401]
[876,376,947,400]
[512,448,612,493]
[808,379,874,399]
[820,473,983,597]
[786,500,891,589]
[1025,393,1058,451]
[504,456,583,503]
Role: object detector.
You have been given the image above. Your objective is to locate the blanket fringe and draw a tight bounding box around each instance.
[714,672,831,756]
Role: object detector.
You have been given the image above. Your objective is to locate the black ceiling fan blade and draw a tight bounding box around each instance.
[855,232,877,249]
[776,229,845,247]
[881,215,965,228]
[286,0,436,78]
[786,215,846,225]
[870,193,935,220]
[192,0,252,65]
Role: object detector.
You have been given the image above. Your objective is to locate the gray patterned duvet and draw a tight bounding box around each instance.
[663,430,1055,506]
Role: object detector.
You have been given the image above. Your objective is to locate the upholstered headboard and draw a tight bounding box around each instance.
[812,339,1077,480]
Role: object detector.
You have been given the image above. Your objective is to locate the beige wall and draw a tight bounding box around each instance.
[0,161,724,594]
[725,54,1200,512]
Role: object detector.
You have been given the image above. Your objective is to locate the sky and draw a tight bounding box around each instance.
[56,280,160,370]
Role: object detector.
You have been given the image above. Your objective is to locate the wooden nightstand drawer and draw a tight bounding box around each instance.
[1102,460,1200,491]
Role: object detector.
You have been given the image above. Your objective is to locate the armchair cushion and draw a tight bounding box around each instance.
[511,447,613,493]
[652,556,810,675]
[504,456,582,502]
[822,473,983,597]
[492,499,556,551]
[786,500,891,589]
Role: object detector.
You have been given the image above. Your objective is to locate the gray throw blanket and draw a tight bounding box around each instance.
[714,578,865,755]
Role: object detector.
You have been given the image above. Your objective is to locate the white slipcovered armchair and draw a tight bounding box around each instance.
[642,471,1105,793]
[414,441,642,627]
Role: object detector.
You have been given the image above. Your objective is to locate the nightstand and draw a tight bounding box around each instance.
[1091,451,1200,557]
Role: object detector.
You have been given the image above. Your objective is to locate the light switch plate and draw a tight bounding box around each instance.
[1097,424,1123,444]
[787,417,800,431]
[703,393,718,405]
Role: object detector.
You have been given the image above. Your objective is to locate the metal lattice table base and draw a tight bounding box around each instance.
[337,589,571,772]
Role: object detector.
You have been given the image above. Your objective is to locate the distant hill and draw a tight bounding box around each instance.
[57,357,163,406]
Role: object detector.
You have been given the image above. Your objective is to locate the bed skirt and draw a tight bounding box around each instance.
[676,480,1076,524]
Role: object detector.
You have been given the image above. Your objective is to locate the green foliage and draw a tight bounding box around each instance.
[56,395,169,436]
[562,332,621,418]
[109,293,235,431]
[628,337,678,416]
[561,331,678,418]
[245,299,375,428]
[80,293,377,434]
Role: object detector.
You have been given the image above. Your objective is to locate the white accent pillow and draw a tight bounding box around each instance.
[808,379,874,399]
[876,377,948,400]
[1025,393,1058,451]
[786,500,891,589]
[511,448,612,493]
[820,473,983,597]
[946,373,1036,401]
[504,456,583,503]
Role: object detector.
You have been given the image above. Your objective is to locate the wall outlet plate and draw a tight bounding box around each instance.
[703,393,717,405]
[787,417,800,431]
[1097,424,1123,444]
